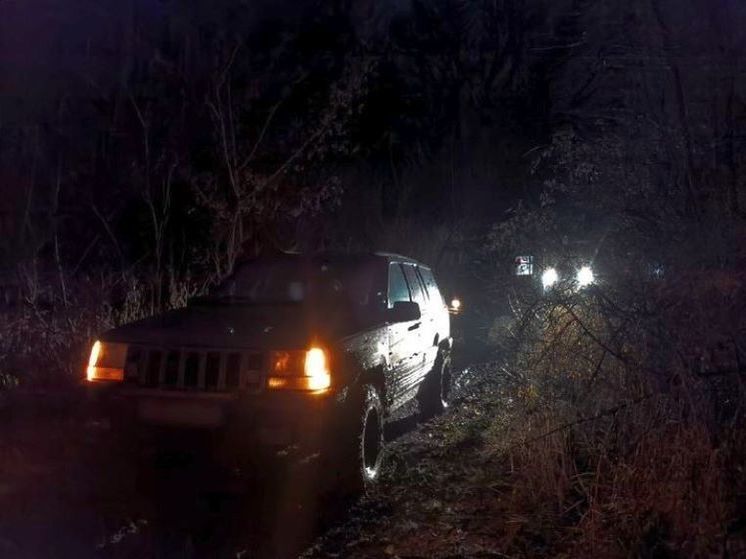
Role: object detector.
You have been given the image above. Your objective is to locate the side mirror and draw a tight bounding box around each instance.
[388,301,421,323]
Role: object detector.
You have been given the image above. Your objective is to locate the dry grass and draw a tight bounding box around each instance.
[0,270,200,390]
[483,271,746,557]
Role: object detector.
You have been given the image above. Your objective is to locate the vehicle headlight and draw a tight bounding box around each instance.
[304,348,331,391]
[268,347,331,393]
[541,267,559,289]
[576,265,595,287]
[86,340,127,382]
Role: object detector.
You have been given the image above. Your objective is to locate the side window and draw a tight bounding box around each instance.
[414,267,430,302]
[402,264,427,307]
[387,263,411,309]
[418,267,444,308]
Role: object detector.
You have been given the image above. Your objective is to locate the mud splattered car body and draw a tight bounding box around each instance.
[86,253,452,485]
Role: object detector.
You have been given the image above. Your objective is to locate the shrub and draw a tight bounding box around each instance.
[0,267,200,391]
[488,270,746,556]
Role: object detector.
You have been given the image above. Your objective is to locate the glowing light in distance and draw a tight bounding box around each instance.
[450,298,461,311]
[576,266,595,287]
[541,268,559,289]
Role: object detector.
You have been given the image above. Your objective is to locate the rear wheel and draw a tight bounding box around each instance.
[419,353,452,418]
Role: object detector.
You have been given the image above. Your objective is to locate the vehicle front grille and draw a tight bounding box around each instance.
[124,347,264,393]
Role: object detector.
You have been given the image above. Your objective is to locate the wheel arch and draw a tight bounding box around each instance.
[360,362,387,402]
[437,335,453,357]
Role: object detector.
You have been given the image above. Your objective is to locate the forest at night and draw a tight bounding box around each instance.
[1,1,745,557]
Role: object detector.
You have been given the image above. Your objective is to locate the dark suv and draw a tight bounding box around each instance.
[86,253,452,488]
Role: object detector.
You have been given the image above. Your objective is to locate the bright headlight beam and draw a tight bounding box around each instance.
[304,347,331,391]
[541,267,559,289]
[86,340,126,382]
[86,340,102,382]
[576,265,595,287]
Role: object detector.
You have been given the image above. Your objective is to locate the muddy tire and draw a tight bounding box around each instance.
[334,384,385,494]
[419,353,452,419]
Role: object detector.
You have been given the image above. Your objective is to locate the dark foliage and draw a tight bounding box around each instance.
[0,4,745,557]
[1,0,745,424]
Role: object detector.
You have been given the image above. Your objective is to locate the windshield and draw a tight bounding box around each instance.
[209,257,386,312]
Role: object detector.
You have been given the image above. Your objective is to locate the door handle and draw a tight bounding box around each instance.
[408,322,420,331]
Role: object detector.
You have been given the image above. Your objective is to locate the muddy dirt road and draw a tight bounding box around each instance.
[0,362,486,559]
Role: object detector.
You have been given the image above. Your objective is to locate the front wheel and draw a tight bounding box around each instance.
[333,384,385,494]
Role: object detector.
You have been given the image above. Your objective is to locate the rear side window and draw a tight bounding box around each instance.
[388,263,411,308]
[419,267,444,308]
[402,264,427,306]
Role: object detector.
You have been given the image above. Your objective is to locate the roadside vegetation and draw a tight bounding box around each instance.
[309,266,746,558]
[306,117,746,557]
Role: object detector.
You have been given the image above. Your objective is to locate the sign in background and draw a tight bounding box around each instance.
[514,255,534,276]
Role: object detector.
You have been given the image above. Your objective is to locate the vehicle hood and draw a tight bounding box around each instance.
[101,304,346,349]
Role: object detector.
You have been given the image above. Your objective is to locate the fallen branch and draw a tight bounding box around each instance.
[509,393,653,450]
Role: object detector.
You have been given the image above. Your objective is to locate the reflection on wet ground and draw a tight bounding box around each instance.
[131,388,448,558]
[138,400,424,558]
[125,447,358,559]
[1,358,488,559]
[0,400,426,559]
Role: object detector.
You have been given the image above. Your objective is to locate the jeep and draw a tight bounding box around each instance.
[85,252,452,488]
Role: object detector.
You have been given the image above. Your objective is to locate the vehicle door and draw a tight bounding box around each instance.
[402,263,434,381]
[386,262,423,409]
[418,266,450,354]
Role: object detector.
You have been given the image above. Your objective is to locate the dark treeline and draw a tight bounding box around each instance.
[1,0,745,382]
[1,0,549,290]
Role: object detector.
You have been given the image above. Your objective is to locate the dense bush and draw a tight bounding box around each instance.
[486,265,746,556]
[0,269,200,390]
